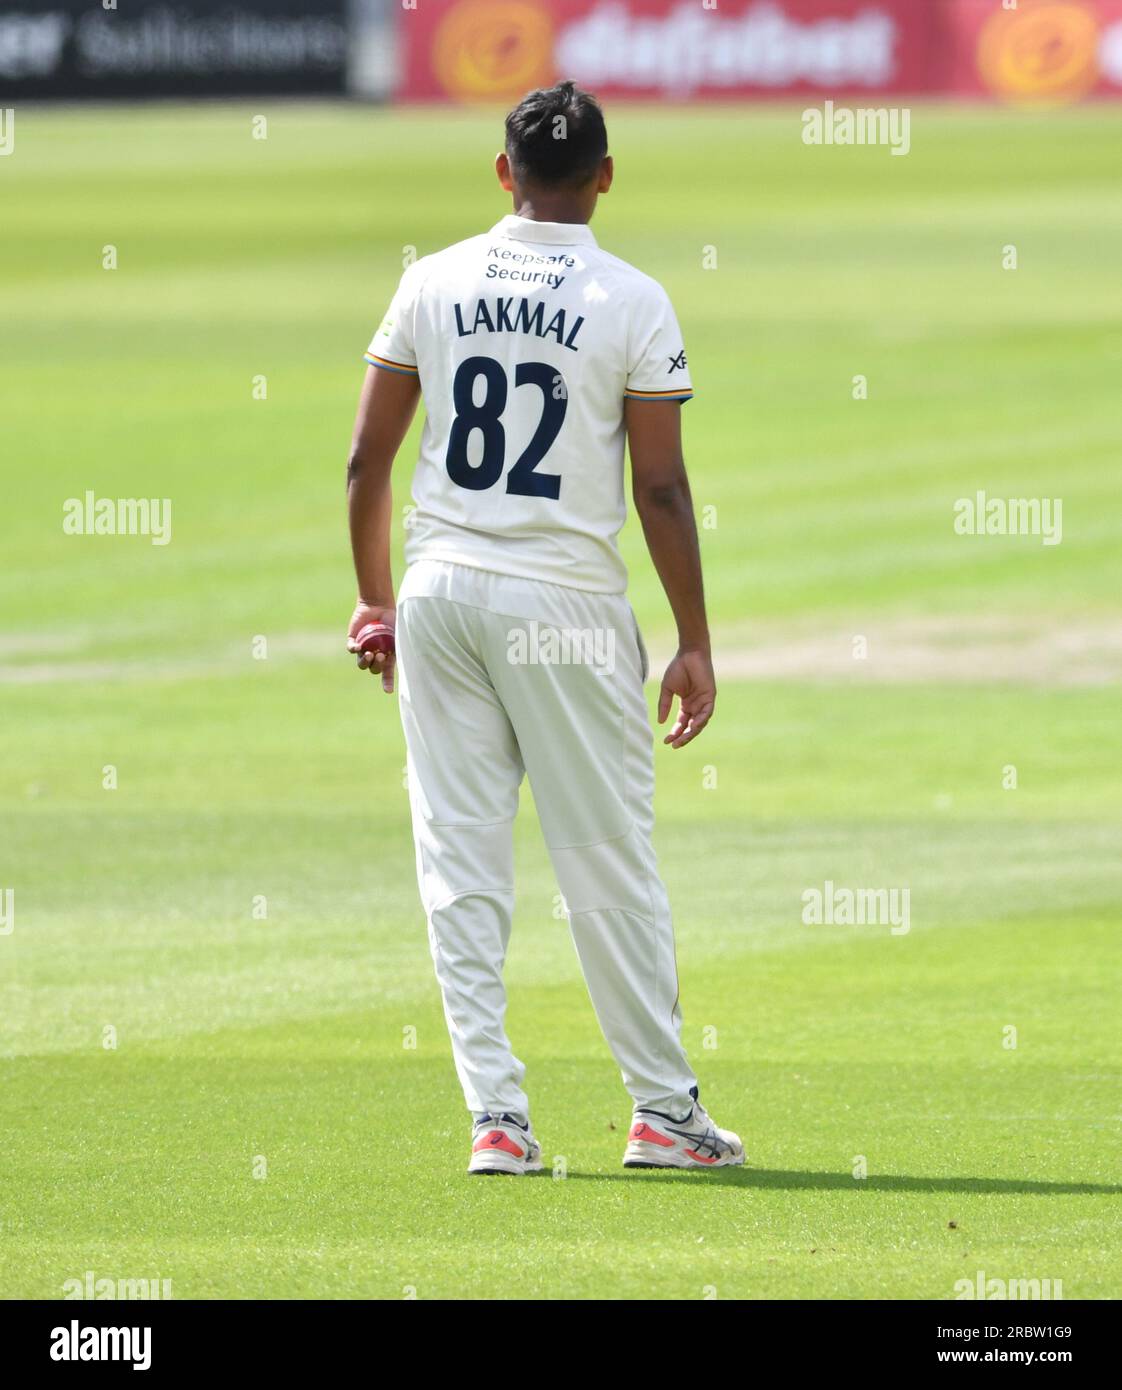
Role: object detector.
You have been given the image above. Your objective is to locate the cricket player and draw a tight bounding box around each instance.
[346,82,743,1174]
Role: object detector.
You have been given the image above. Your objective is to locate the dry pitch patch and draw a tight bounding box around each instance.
[5,615,1122,687]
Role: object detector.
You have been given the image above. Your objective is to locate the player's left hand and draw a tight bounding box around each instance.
[346,602,397,694]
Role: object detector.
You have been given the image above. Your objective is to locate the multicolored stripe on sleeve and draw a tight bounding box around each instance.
[363,351,419,376]
[623,385,694,403]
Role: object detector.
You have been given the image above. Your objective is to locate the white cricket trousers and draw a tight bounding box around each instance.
[395,559,697,1124]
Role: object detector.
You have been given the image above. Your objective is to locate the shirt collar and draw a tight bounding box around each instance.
[490,214,598,247]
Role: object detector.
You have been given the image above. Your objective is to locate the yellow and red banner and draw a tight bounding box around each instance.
[948,0,1122,104]
[395,0,1122,105]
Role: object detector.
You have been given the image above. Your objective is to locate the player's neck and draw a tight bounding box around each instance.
[510,195,593,226]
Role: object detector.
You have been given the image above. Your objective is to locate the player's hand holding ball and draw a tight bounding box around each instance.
[346,602,396,693]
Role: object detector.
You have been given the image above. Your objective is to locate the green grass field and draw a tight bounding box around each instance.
[1,102,1120,1300]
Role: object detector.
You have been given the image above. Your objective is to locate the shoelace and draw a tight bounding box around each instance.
[676,1109,729,1158]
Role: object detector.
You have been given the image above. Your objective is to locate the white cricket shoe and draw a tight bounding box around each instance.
[623,1096,744,1169]
[468,1113,544,1176]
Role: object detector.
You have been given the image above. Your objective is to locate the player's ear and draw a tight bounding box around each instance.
[495,151,514,192]
[598,155,613,194]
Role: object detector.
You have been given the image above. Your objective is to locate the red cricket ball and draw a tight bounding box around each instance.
[354,622,395,659]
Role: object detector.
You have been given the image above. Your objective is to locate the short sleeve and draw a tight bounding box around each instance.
[363,260,426,377]
[625,283,693,403]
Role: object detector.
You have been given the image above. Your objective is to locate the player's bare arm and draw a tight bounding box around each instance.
[626,396,715,749]
[345,362,421,692]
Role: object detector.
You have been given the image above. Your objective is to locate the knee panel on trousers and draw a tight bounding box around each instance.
[550,828,661,922]
[414,817,516,915]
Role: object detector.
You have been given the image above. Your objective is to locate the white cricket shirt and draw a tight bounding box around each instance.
[364,214,693,594]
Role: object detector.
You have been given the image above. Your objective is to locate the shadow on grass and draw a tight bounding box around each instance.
[560,1169,1121,1195]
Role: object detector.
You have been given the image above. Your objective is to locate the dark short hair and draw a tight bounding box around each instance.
[504,80,608,188]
